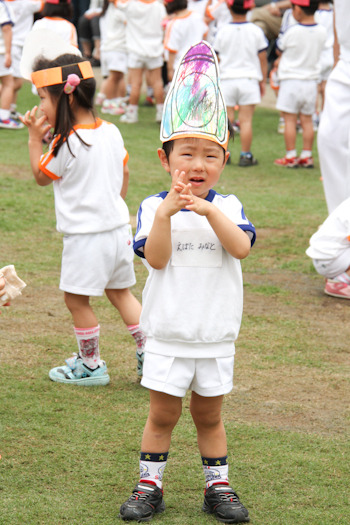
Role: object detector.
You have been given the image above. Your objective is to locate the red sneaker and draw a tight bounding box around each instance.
[298,156,314,169]
[274,156,299,168]
[324,280,350,299]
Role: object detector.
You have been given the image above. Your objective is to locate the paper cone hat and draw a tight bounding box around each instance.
[160,41,228,150]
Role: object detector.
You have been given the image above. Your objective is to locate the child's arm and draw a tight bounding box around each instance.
[258,50,268,98]
[20,106,53,187]
[144,171,191,269]
[2,24,12,69]
[183,190,251,260]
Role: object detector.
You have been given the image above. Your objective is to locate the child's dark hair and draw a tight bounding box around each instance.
[298,1,320,15]
[165,0,187,16]
[42,0,74,20]
[33,53,96,156]
[227,0,250,16]
[162,119,234,161]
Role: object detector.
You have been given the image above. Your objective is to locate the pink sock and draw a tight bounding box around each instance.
[74,325,101,369]
[127,324,146,355]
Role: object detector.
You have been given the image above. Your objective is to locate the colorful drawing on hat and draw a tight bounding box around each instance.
[160,41,228,148]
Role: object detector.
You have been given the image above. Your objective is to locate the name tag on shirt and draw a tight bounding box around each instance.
[171,229,222,268]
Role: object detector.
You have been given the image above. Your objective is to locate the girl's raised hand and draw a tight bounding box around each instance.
[20,106,52,142]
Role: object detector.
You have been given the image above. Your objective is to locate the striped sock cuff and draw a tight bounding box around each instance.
[201,455,228,467]
[140,452,169,462]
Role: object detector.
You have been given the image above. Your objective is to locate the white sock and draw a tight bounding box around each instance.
[139,452,168,489]
[0,109,10,120]
[300,150,312,159]
[202,456,229,489]
[333,272,350,284]
[127,324,146,355]
[74,325,101,369]
[286,150,297,159]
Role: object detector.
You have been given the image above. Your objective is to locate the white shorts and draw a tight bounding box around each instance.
[127,52,163,70]
[60,224,136,296]
[220,78,261,107]
[141,352,235,398]
[101,50,128,77]
[10,45,23,78]
[276,79,318,115]
[0,54,13,76]
[311,249,350,279]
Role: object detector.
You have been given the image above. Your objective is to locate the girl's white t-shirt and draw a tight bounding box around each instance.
[39,119,130,235]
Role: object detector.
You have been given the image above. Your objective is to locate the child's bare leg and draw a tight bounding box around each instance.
[105,288,141,326]
[103,70,124,100]
[299,113,314,151]
[128,67,143,105]
[190,392,227,458]
[238,104,255,153]
[142,390,182,451]
[227,106,235,125]
[283,111,298,152]
[0,74,14,110]
[64,292,97,327]
[147,67,164,105]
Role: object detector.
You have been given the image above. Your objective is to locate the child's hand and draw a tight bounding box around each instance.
[183,189,212,216]
[20,106,52,142]
[162,170,193,216]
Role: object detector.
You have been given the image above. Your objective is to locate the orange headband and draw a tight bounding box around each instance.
[31,61,94,89]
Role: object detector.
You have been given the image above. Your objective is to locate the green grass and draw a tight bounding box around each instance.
[0,83,349,525]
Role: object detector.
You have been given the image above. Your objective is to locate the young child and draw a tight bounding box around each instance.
[20,51,145,384]
[116,0,166,124]
[314,1,334,127]
[274,0,326,168]
[97,0,128,115]
[0,0,22,129]
[31,0,78,47]
[163,0,208,84]
[306,196,350,299]
[213,0,268,167]
[6,0,43,122]
[119,41,255,523]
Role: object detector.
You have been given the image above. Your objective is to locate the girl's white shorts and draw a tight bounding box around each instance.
[101,50,128,77]
[60,224,136,296]
[220,77,261,107]
[10,45,22,78]
[127,52,164,70]
[311,249,350,279]
[276,79,318,115]
[141,351,235,398]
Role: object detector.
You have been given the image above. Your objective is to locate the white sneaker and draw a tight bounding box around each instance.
[0,118,24,130]
[120,107,138,124]
[95,92,106,106]
[101,98,125,115]
[155,105,163,123]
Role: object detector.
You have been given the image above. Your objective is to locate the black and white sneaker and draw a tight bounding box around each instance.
[203,483,250,523]
[120,482,165,522]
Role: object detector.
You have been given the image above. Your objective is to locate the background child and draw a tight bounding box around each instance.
[21,52,145,384]
[119,41,255,523]
[274,0,326,168]
[163,0,208,84]
[116,0,166,124]
[0,0,22,129]
[97,0,128,115]
[213,0,268,167]
[314,1,334,128]
[32,0,78,47]
[6,0,43,122]
[306,195,350,299]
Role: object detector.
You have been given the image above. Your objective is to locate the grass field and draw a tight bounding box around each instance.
[0,83,349,525]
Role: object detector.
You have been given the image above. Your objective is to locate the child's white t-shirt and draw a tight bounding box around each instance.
[315,7,334,73]
[32,16,78,47]
[214,22,268,81]
[117,0,166,58]
[133,189,256,357]
[306,196,350,261]
[205,0,231,43]
[0,0,13,54]
[276,23,327,81]
[9,0,42,47]
[39,119,130,235]
[334,0,350,61]
[163,11,208,71]
[100,3,126,53]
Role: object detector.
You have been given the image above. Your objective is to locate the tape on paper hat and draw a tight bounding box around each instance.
[160,41,228,150]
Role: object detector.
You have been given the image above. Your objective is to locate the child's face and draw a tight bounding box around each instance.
[37,88,57,127]
[158,138,229,200]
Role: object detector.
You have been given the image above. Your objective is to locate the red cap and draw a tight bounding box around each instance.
[45,0,72,4]
[291,0,316,6]
[226,0,255,8]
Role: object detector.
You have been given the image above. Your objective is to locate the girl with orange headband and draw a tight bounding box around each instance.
[20,53,146,385]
